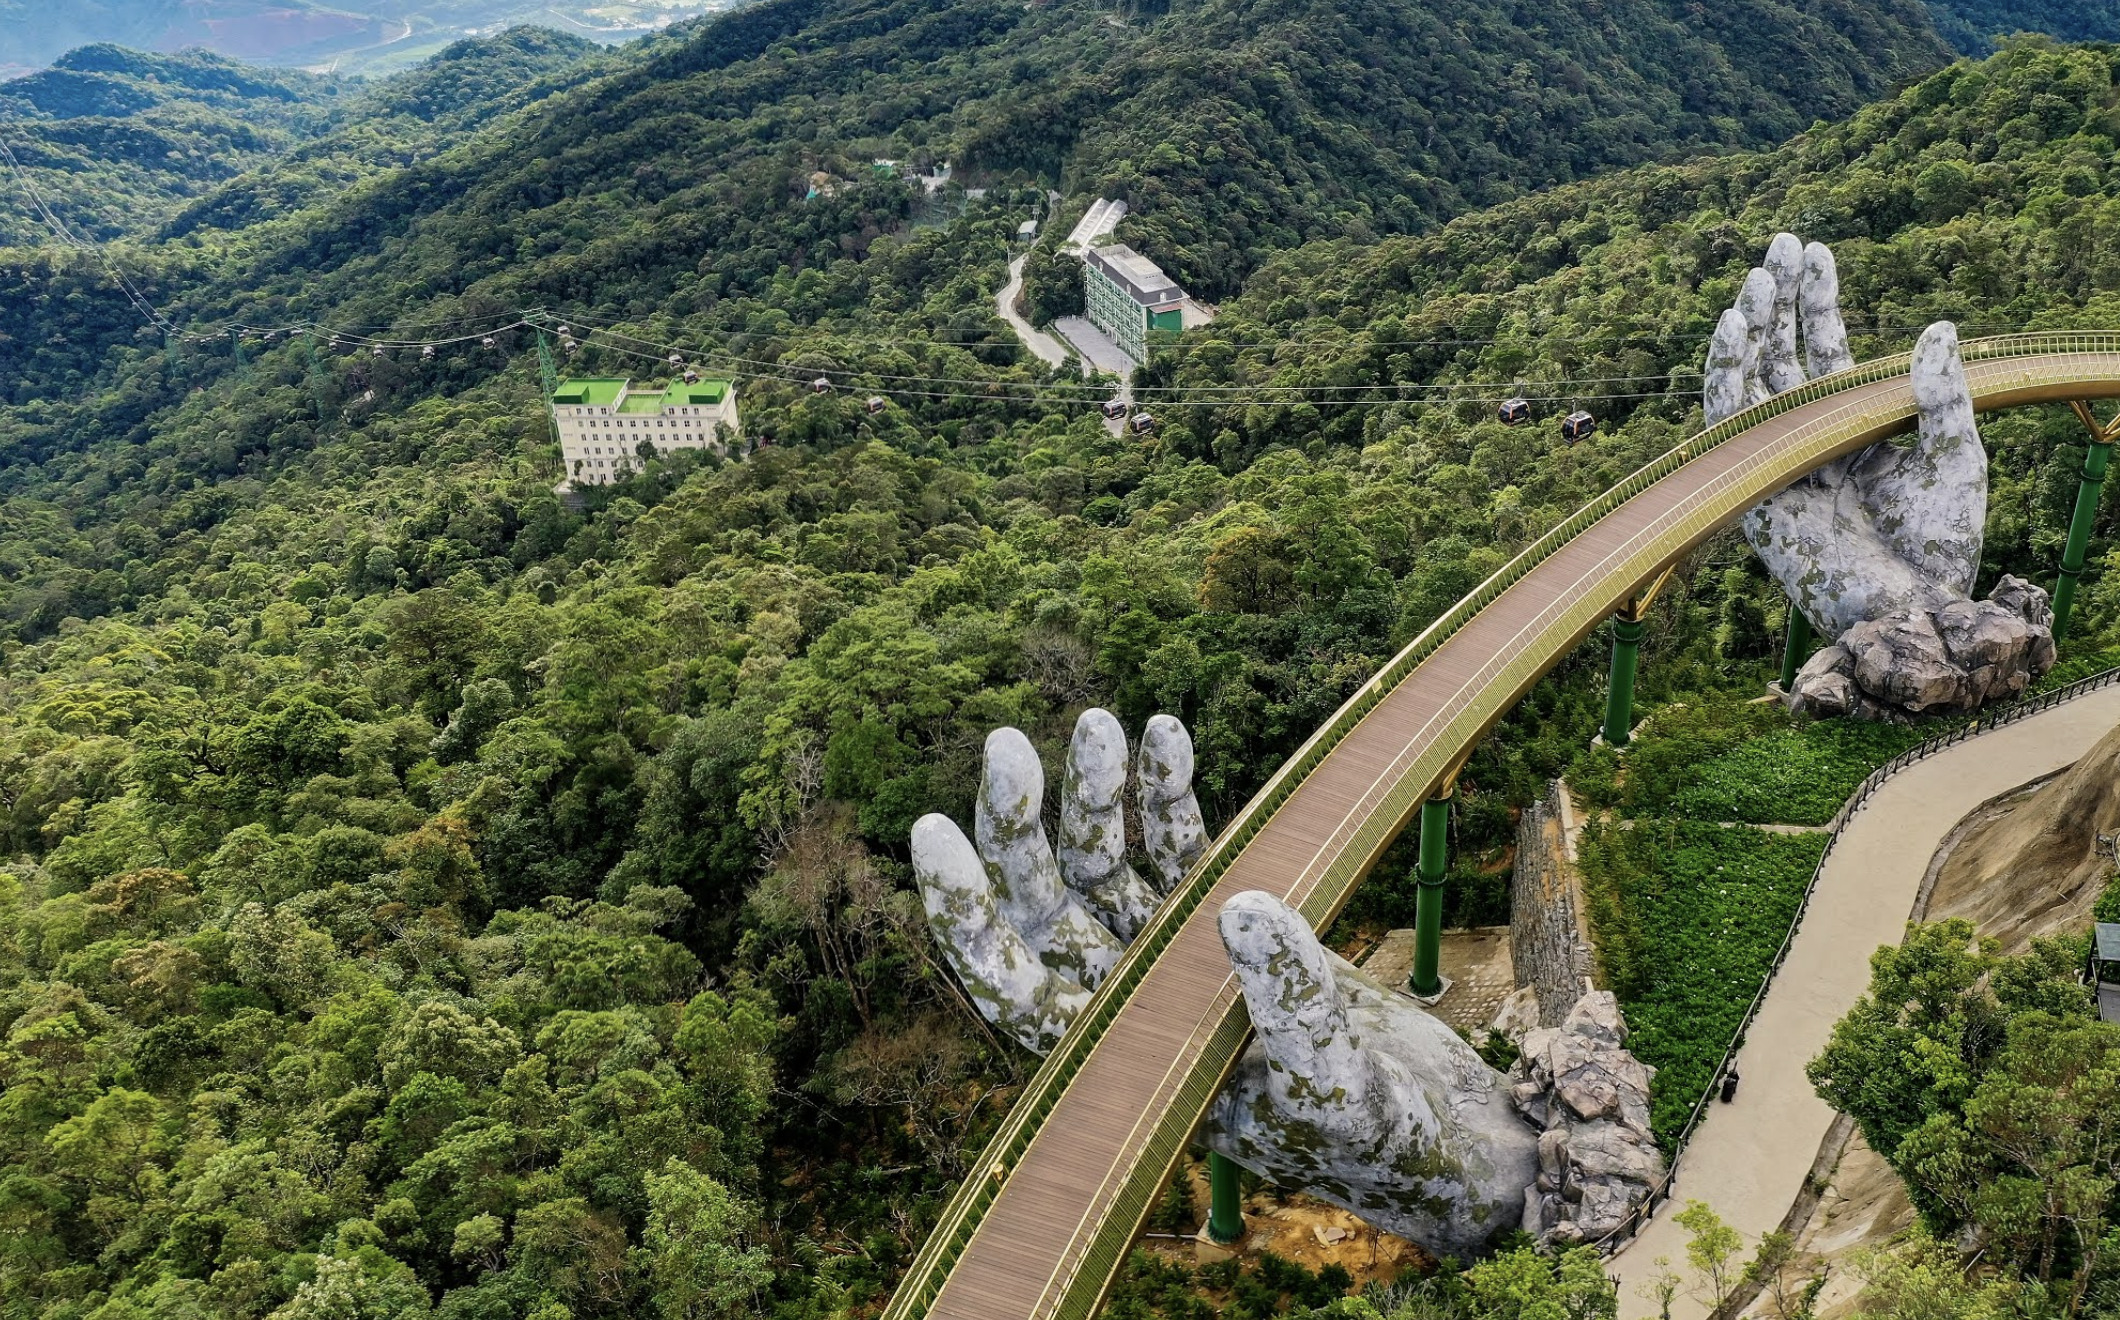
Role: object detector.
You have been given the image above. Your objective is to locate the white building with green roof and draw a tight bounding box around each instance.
[1083,244,1191,366]
[550,377,740,487]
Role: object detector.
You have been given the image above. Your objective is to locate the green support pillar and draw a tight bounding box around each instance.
[1779,604,1814,691]
[2055,408,2117,642]
[1409,788,1453,998]
[1206,1152,1244,1244]
[1602,612,1647,748]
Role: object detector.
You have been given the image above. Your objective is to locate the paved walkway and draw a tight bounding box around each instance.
[1611,684,2120,1318]
[995,253,1071,369]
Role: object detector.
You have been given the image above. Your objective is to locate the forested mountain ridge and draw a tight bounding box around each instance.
[6,0,1953,351]
[0,47,343,245]
[1925,0,2120,55]
[5,14,2120,1320]
[0,34,603,249]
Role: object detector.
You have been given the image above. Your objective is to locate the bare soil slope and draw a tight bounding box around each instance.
[1926,716,2120,949]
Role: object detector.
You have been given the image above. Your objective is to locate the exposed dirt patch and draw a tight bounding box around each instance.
[1924,719,2120,949]
[1140,1161,1432,1290]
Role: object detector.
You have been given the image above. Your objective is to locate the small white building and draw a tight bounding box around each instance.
[551,376,740,487]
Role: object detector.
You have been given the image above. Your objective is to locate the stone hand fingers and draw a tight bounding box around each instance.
[973,727,1123,993]
[1798,240,1854,378]
[1205,891,1545,1258]
[1704,233,1852,428]
[1848,321,1985,597]
[1137,714,1207,891]
[912,812,1088,1054]
[1057,708,1160,940]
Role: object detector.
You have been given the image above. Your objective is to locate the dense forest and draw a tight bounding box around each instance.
[0,36,609,248]
[4,0,2120,1313]
[0,48,343,246]
[1926,0,2120,54]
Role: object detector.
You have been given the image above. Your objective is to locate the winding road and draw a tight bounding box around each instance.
[997,254,1071,369]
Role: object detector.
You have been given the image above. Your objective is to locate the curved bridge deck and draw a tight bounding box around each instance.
[887,337,2120,1320]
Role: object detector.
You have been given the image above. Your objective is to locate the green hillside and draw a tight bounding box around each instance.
[4,9,2120,1320]
[1925,0,2120,54]
[0,46,342,245]
[0,34,602,249]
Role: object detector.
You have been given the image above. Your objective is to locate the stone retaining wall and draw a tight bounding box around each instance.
[1512,779,1598,1027]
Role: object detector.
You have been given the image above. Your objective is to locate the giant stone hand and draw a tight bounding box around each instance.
[912,712,1653,1255]
[910,710,1201,1053]
[1710,234,2054,716]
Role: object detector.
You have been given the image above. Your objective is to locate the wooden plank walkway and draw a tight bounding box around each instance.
[909,348,2120,1320]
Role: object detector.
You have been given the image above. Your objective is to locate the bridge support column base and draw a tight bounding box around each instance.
[1409,789,1453,998]
[1205,1151,1244,1245]
[1779,604,1814,692]
[2055,404,2117,643]
[1602,613,1647,748]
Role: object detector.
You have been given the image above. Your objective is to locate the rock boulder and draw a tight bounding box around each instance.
[1787,575,2056,720]
[1505,991,1666,1249]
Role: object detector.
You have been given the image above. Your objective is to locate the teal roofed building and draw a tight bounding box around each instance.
[551,377,740,488]
[1083,244,1189,366]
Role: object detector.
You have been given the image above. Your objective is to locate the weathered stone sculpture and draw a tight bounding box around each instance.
[1201,891,1539,1257]
[911,713,1662,1257]
[1138,713,1208,891]
[1057,709,1164,940]
[913,712,1206,1055]
[1710,234,2054,717]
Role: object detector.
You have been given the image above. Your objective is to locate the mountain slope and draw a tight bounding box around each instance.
[5,35,2120,1320]
[26,0,1952,332]
[0,46,341,245]
[1924,0,2120,54]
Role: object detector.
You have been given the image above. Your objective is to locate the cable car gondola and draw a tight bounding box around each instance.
[1498,397,1530,426]
[1561,410,1596,444]
[1101,399,1127,421]
[1129,412,1155,435]
[421,345,435,360]
[481,336,496,349]
[668,353,683,367]
[866,396,886,416]
[811,376,833,394]
[682,368,700,384]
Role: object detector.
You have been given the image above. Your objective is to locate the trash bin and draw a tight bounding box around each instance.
[1720,1070,1740,1103]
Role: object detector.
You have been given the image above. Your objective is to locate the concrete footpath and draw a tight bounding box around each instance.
[1611,684,2120,1318]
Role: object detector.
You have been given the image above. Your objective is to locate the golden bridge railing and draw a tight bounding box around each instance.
[883,332,2120,1320]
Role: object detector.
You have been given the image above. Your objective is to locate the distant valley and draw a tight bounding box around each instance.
[0,0,739,77]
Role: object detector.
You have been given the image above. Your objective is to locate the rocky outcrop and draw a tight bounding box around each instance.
[1927,713,2120,951]
[1203,892,1540,1259]
[1506,992,1666,1247]
[1786,578,2056,719]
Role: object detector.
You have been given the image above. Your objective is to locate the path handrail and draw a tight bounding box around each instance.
[884,332,2120,1320]
[1591,660,2120,1251]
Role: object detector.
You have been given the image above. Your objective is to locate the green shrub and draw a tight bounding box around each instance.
[1578,699,1927,826]
[1577,820,1825,1146]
